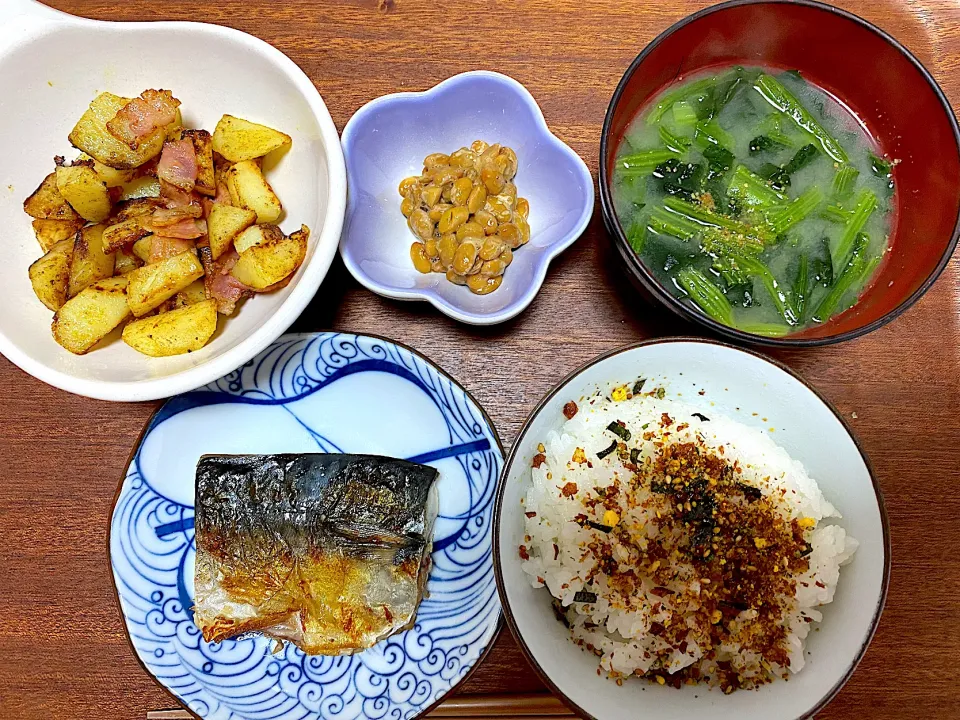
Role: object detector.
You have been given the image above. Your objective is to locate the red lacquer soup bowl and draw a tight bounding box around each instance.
[598,0,960,347]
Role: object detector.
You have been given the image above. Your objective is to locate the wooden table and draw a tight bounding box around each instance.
[2,0,958,718]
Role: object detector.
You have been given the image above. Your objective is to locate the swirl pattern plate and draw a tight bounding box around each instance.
[110,332,503,720]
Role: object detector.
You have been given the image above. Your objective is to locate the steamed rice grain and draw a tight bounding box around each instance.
[520,385,857,691]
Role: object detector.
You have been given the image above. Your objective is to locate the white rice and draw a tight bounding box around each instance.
[520,388,857,689]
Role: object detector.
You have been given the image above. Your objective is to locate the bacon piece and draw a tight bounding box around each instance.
[151,205,203,225]
[214,180,232,206]
[106,89,181,150]
[148,236,196,263]
[201,246,253,315]
[158,138,198,192]
[143,213,206,240]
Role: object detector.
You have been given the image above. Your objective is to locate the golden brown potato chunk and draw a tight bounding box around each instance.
[68,224,116,298]
[127,250,204,316]
[32,218,84,253]
[211,115,291,163]
[184,129,216,197]
[103,218,151,253]
[231,225,308,290]
[122,299,218,356]
[68,93,179,170]
[24,172,82,221]
[207,203,256,260]
[115,247,143,276]
[225,160,282,223]
[56,164,112,223]
[52,276,131,354]
[29,238,74,311]
[233,222,284,255]
[132,236,154,263]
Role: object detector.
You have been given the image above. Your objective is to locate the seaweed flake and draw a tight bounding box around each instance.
[597,440,618,459]
[691,412,710,422]
[607,421,632,441]
[574,590,599,603]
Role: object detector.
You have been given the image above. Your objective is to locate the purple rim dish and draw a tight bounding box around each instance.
[340,71,594,325]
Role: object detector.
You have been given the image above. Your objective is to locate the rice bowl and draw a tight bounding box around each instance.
[493,338,888,720]
[519,388,857,691]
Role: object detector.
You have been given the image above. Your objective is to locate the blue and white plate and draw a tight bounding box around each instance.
[110,333,503,720]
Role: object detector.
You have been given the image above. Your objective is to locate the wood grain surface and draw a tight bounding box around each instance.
[1,0,958,718]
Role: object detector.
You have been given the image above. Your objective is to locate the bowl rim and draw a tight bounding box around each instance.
[0,12,347,402]
[492,335,892,720]
[339,69,595,326]
[105,330,506,720]
[597,0,960,348]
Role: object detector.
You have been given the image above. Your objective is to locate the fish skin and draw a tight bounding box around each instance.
[193,454,439,655]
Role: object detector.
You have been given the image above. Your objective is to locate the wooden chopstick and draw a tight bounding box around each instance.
[429,694,573,716]
[148,694,576,719]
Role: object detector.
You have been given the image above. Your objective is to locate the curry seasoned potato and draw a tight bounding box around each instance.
[122,299,218,357]
[207,203,256,260]
[103,218,152,253]
[118,176,161,201]
[68,93,180,170]
[174,279,208,307]
[75,152,136,188]
[184,129,216,196]
[132,235,154,263]
[56,164,112,223]
[127,250,205,317]
[23,89,311,358]
[29,239,74,311]
[68,224,116,298]
[115,248,143,276]
[24,172,81,221]
[114,197,162,223]
[231,226,308,290]
[233,223,283,255]
[225,160,282,223]
[52,276,131,354]
[32,218,84,252]
[211,115,291,163]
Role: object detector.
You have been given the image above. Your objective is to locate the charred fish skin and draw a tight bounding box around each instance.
[194,454,439,656]
[196,454,438,544]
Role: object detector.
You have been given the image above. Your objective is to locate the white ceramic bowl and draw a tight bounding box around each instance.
[0,0,346,401]
[494,338,889,720]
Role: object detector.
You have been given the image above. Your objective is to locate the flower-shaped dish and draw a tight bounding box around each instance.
[340,71,593,325]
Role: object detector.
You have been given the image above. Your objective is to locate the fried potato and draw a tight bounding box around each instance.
[132,235,154,263]
[233,223,283,255]
[127,250,204,316]
[114,197,162,223]
[225,160,282,223]
[230,225,308,290]
[103,218,151,252]
[56,164,112,223]
[173,278,208,308]
[68,224,115,298]
[118,176,161,201]
[115,247,143,276]
[24,172,81,221]
[211,115,291,163]
[183,129,216,197]
[32,218,84,253]
[68,93,179,170]
[28,238,74,311]
[122,299,217,356]
[207,203,256,260]
[52,275,130,354]
[76,152,136,188]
